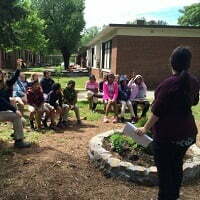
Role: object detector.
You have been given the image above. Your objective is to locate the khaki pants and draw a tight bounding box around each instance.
[120,100,134,118]
[0,111,24,140]
[72,105,80,121]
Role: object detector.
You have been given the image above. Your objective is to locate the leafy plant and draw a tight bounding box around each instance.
[109,132,138,154]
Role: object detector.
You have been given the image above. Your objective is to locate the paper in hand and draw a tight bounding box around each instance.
[122,122,153,148]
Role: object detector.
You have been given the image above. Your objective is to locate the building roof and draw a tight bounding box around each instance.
[87,24,200,47]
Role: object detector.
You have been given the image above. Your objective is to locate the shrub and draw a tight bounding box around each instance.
[109,132,139,154]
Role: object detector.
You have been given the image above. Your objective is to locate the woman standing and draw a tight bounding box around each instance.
[136,47,199,200]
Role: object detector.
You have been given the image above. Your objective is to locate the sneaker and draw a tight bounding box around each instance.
[30,120,35,130]
[42,119,48,128]
[14,140,31,148]
[131,117,136,124]
[77,120,82,125]
[120,117,125,123]
[57,121,64,128]
[50,124,60,131]
[103,117,109,123]
[62,121,68,127]
[112,117,118,123]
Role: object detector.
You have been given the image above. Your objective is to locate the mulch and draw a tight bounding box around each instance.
[0,120,199,200]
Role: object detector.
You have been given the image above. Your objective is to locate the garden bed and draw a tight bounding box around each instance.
[103,133,154,168]
[103,132,192,168]
[88,130,200,186]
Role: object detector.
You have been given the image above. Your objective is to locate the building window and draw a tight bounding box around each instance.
[91,48,94,67]
[102,40,112,69]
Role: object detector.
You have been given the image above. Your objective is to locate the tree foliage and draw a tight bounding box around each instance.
[178,3,200,26]
[34,0,85,68]
[0,0,26,48]
[127,17,168,25]
[81,26,101,47]
[14,0,47,52]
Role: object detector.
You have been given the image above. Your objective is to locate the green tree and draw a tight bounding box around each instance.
[127,17,168,25]
[34,0,85,69]
[178,3,200,26]
[81,26,101,47]
[14,0,47,52]
[0,0,26,48]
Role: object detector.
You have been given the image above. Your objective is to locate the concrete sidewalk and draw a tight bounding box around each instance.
[77,90,154,101]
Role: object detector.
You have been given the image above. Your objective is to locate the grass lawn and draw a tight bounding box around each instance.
[23,65,89,89]
[25,65,63,73]
[53,76,88,90]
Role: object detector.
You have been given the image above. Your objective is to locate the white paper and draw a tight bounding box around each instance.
[122,122,153,148]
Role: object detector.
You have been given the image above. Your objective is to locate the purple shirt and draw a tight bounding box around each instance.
[151,73,199,142]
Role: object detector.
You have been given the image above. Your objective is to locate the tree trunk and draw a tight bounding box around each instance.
[61,49,71,70]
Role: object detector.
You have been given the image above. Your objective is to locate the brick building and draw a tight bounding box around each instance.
[86,24,200,88]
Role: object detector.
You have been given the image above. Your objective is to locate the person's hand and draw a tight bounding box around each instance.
[16,110,22,118]
[71,105,75,110]
[16,59,22,70]
[136,127,147,136]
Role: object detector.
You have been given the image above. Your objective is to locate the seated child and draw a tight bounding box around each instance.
[12,72,28,116]
[128,75,150,121]
[27,81,56,130]
[63,80,81,124]
[103,73,119,123]
[85,75,99,111]
[118,75,135,123]
[47,83,69,127]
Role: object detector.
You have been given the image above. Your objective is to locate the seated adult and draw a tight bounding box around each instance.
[40,71,54,99]
[0,61,30,148]
[128,74,150,121]
[85,75,99,111]
[12,72,28,116]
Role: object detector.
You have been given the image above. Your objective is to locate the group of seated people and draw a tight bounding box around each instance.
[0,62,81,148]
[85,72,150,123]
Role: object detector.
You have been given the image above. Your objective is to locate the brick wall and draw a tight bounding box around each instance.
[115,35,200,89]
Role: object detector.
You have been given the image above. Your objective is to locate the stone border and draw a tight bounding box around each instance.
[88,129,200,186]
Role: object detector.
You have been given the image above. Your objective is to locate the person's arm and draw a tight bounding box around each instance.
[6,69,20,87]
[58,93,63,107]
[136,114,159,135]
[103,83,109,100]
[0,97,16,112]
[112,83,119,101]
[128,78,134,87]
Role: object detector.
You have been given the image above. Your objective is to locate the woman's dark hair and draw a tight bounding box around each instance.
[170,46,192,72]
[170,46,192,108]
[52,83,61,91]
[89,74,96,81]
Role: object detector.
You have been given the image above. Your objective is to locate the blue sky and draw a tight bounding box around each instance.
[136,7,182,25]
[84,0,199,28]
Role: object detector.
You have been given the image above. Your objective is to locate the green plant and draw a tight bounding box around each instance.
[109,132,138,154]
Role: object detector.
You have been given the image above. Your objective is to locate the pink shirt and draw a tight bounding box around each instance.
[103,81,119,101]
[85,81,98,93]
